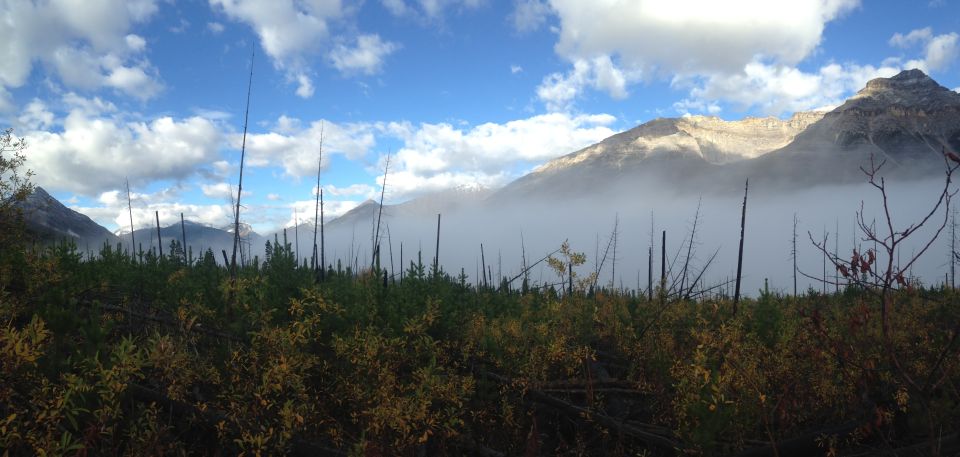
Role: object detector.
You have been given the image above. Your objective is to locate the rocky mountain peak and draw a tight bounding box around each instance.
[849,69,959,108]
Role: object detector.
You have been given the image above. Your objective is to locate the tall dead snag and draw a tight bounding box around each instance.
[180,212,188,263]
[155,210,163,258]
[679,197,702,299]
[951,209,956,288]
[231,49,254,279]
[312,123,324,280]
[125,178,136,263]
[610,214,619,288]
[660,230,666,297]
[293,208,300,266]
[791,213,798,296]
[648,214,654,300]
[372,152,390,270]
[434,213,441,276]
[733,179,748,315]
[480,243,487,288]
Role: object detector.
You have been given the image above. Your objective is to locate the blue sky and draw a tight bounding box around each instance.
[3,0,959,233]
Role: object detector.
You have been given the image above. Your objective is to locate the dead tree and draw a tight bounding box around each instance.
[733,179,748,315]
[312,123,324,279]
[155,210,163,258]
[372,153,391,270]
[125,178,136,262]
[791,213,798,296]
[231,49,254,279]
[180,212,188,263]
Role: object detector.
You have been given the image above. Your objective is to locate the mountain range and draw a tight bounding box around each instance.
[17,69,960,262]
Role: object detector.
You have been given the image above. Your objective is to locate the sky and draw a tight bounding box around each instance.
[3,0,960,234]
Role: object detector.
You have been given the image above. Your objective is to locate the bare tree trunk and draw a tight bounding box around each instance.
[155,210,163,258]
[733,179,748,315]
[312,124,324,276]
[434,213,441,276]
[181,212,188,263]
[680,198,702,299]
[480,242,487,288]
[372,153,390,270]
[125,178,136,263]
[293,208,300,266]
[792,213,798,296]
[231,49,255,280]
[660,230,666,297]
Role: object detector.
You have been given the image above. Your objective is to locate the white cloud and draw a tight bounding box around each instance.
[210,0,350,94]
[201,182,249,199]
[380,0,485,21]
[266,193,281,201]
[125,34,147,52]
[323,183,375,197]
[0,0,161,98]
[17,99,55,131]
[79,187,235,232]
[329,34,400,76]
[921,32,959,71]
[238,118,378,177]
[294,72,315,98]
[510,65,523,74]
[24,94,223,195]
[510,0,551,33]
[0,88,13,113]
[284,198,360,227]
[237,112,617,202]
[674,61,901,116]
[537,56,642,111]
[105,65,163,100]
[207,21,225,33]
[382,112,617,199]
[548,0,858,75]
[209,0,342,63]
[890,27,933,48]
[530,0,860,112]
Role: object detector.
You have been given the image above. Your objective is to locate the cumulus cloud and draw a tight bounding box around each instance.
[528,0,866,113]
[236,112,616,202]
[284,198,361,227]
[238,118,378,177]
[24,94,223,195]
[201,182,250,199]
[381,112,617,199]
[894,28,960,72]
[0,0,162,100]
[323,183,376,197]
[674,61,901,116]
[537,56,642,111]
[78,186,235,231]
[548,0,858,75]
[207,21,225,33]
[210,0,400,91]
[510,0,551,33]
[671,26,960,116]
[380,0,486,21]
[329,34,400,75]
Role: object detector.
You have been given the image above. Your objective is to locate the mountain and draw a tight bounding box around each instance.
[16,187,118,248]
[496,69,960,199]
[120,220,264,262]
[745,69,960,188]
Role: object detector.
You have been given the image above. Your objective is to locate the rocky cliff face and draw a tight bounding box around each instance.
[786,68,960,162]
[17,187,118,248]
[499,69,960,199]
[536,111,825,175]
